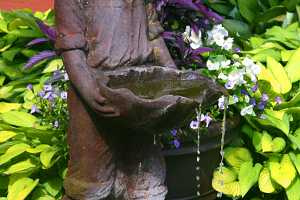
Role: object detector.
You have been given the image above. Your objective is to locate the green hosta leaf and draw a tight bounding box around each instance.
[252,49,281,62]
[7,176,39,200]
[0,175,8,190]
[1,111,39,128]
[0,86,14,99]
[43,177,63,197]
[224,147,253,171]
[286,48,300,83]
[212,167,241,197]
[4,159,36,175]
[257,6,287,23]
[270,154,296,188]
[258,167,277,193]
[237,0,258,23]
[257,109,290,135]
[40,147,60,169]
[222,19,251,38]
[0,131,17,143]
[0,143,30,165]
[2,48,21,62]
[276,91,300,110]
[238,161,262,197]
[286,177,300,200]
[252,131,262,152]
[267,56,292,94]
[0,102,21,113]
[289,152,300,176]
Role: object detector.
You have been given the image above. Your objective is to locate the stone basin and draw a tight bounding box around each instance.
[96,66,226,134]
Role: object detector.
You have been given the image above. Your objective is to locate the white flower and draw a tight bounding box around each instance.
[223,37,234,50]
[242,58,261,83]
[218,73,228,80]
[242,57,255,67]
[220,60,231,69]
[232,95,239,104]
[227,70,246,86]
[207,60,220,71]
[190,29,203,49]
[240,105,255,116]
[182,26,191,43]
[190,120,200,130]
[182,25,203,49]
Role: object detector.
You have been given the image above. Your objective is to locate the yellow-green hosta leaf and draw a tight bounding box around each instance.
[224,147,253,171]
[267,56,292,94]
[286,177,300,200]
[257,109,290,135]
[0,102,21,113]
[4,159,36,175]
[0,143,30,165]
[238,161,262,197]
[272,137,286,153]
[0,131,17,143]
[257,63,280,92]
[7,176,39,200]
[270,154,296,188]
[261,132,273,152]
[286,48,300,83]
[42,59,63,74]
[212,167,241,197]
[252,131,262,152]
[40,147,60,169]
[43,177,63,197]
[258,167,277,193]
[26,145,51,154]
[1,111,39,128]
[281,50,296,62]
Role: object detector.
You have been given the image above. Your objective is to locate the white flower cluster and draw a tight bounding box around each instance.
[182,26,203,49]
[207,25,233,50]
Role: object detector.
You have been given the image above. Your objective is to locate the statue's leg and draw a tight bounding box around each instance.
[64,85,116,200]
[115,134,167,200]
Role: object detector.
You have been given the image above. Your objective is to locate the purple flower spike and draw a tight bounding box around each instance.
[60,91,68,100]
[26,84,33,90]
[36,20,57,41]
[170,129,177,136]
[30,105,40,114]
[25,50,56,69]
[190,120,199,130]
[250,98,256,106]
[173,139,181,149]
[26,38,49,47]
[251,84,258,92]
[234,48,241,53]
[241,89,249,96]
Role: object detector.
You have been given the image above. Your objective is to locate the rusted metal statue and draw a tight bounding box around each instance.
[55,0,224,199]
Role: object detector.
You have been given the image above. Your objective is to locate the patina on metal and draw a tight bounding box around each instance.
[55,0,225,199]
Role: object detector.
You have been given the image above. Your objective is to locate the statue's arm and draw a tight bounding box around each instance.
[55,0,119,117]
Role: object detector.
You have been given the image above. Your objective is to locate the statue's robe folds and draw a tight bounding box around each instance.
[55,0,174,199]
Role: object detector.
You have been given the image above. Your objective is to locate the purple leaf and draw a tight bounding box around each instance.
[25,50,56,69]
[26,38,49,47]
[36,20,56,41]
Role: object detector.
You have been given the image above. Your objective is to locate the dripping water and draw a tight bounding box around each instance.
[195,104,202,197]
[217,96,228,198]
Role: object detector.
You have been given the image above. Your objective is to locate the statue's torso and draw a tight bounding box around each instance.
[83,0,152,69]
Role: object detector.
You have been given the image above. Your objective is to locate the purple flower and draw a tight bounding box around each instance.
[25,50,56,69]
[173,139,181,149]
[241,89,249,96]
[275,96,282,105]
[43,91,57,101]
[190,120,200,130]
[26,38,49,47]
[30,105,40,114]
[234,48,241,53]
[36,20,57,41]
[38,90,45,98]
[44,84,52,92]
[261,93,269,102]
[170,129,177,136]
[60,91,68,100]
[257,101,266,110]
[250,98,256,106]
[251,84,258,92]
[225,81,234,90]
[26,84,33,90]
[200,113,212,127]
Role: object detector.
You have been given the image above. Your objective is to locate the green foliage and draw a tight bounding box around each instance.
[0,10,66,200]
